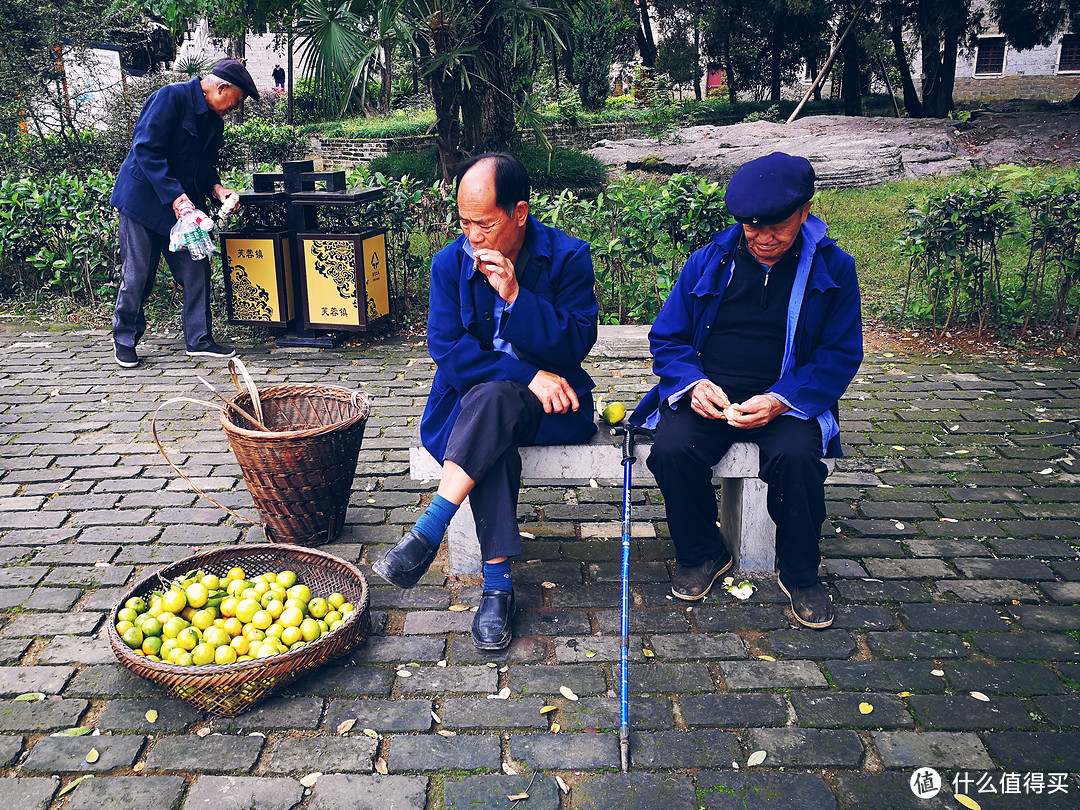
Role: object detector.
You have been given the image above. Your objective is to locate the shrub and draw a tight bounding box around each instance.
[220,120,307,172]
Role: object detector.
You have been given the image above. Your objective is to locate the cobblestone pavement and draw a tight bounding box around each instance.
[1,323,1079,810]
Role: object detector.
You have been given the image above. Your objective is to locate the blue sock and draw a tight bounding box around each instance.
[483,559,513,593]
[412,494,458,550]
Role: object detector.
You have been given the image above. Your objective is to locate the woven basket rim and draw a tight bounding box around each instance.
[220,384,369,441]
[109,543,368,680]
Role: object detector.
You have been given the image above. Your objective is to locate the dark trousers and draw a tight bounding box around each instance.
[646,403,828,587]
[112,214,213,351]
[443,380,545,561]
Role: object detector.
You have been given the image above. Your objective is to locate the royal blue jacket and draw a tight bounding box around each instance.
[630,215,863,457]
[110,77,224,236]
[420,215,599,461]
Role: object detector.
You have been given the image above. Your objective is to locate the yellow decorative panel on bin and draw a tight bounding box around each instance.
[222,233,293,327]
[298,229,391,332]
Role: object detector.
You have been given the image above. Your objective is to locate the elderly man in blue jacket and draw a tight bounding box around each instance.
[374,152,598,650]
[110,59,258,368]
[632,152,863,629]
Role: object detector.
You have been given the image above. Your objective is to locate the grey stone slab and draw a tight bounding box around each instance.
[0,639,30,666]
[345,635,446,665]
[183,776,306,810]
[447,635,549,664]
[401,611,473,635]
[387,733,500,772]
[444,775,561,810]
[790,692,914,729]
[290,665,394,698]
[680,693,788,728]
[833,772,952,810]
[442,697,548,730]
[717,654,832,689]
[396,665,498,695]
[945,662,1069,695]
[66,775,185,810]
[0,698,88,732]
[323,699,433,733]
[907,694,1036,730]
[620,662,716,694]
[834,579,933,603]
[572,773,697,810]
[267,735,377,773]
[871,731,994,769]
[647,633,747,660]
[0,777,59,810]
[0,665,74,696]
[96,699,202,733]
[1040,581,1080,603]
[862,558,957,579]
[507,664,608,697]
[22,587,81,611]
[214,697,324,731]
[1034,695,1080,728]
[900,603,1007,632]
[20,734,145,773]
[557,697,675,731]
[866,631,967,659]
[697,771,838,810]
[307,774,428,810]
[747,728,864,768]
[143,734,264,773]
[517,610,593,636]
[953,557,1057,580]
[509,732,619,770]
[758,630,858,660]
[65,665,169,699]
[555,636,644,663]
[0,567,48,588]
[628,729,740,768]
[982,731,1080,771]
[36,635,114,665]
[1011,605,1080,630]
[0,735,22,766]
[972,631,1080,660]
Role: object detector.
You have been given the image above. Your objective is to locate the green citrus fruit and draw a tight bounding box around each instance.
[602,402,626,425]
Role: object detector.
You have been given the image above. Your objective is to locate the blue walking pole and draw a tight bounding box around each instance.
[613,425,651,772]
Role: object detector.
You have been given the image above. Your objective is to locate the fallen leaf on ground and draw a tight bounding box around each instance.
[395,669,412,677]
[437,729,457,736]
[85,748,99,764]
[362,728,378,739]
[550,723,561,733]
[757,655,776,662]
[541,581,556,589]
[540,706,557,714]
[955,795,981,810]
[374,758,388,775]
[196,727,212,737]
[930,669,945,677]
[14,693,45,702]
[555,775,570,794]
[642,649,655,658]
[859,703,873,714]
[145,710,158,724]
[584,651,596,658]
[559,686,578,701]
[898,692,911,697]
[436,659,448,667]
[54,727,92,737]
[449,605,470,611]
[431,711,442,724]
[502,763,518,775]
[337,719,356,734]
[507,793,529,801]
[746,750,767,767]
[970,691,990,702]
[133,762,145,772]
[58,775,93,797]
[300,773,320,788]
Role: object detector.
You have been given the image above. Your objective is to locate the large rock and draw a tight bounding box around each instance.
[588,114,977,188]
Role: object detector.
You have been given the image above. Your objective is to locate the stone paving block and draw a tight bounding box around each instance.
[0,698,88,732]
[22,587,81,612]
[66,775,185,810]
[0,777,59,810]
[20,734,145,773]
[790,692,913,729]
[1011,605,1080,630]
[831,604,899,630]
[214,697,324,731]
[96,699,201,733]
[679,693,788,728]
[36,635,114,665]
[1040,581,1080,603]
[758,630,858,660]
[648,633,746,660]
[620,661,715,694]
[0,639,30,665]
[516,610,593,636]
[628,729,740,769]
[397,665,498,695]
[65,665,170,699]
[323,699,433,733]
[290,665,394,697]
[444,774,561,810]
[267,735,377,773]
[0,735,22,766]
[507,664,607,697]
[555,636,644,663]
[345,635,446,665]
[144,734,264,773]
[866,631,968,659]
[991,538,1078,557]
[953,557,1056,580]
[442,697,549,730]
[1034,695,1080,728]
[982,731,1080,771]
[945,662,1069,695]
[862,558,958,579]
[834,580,933,603]
[510,731,619,770]
[0,665,75,696]
[871,731,993,769]
[307,774,428,810]
[594,609,691,634]
[571,773,697,810]
[0,588,31,610]
[691,605,792,632]
[720,660,827,690]
[900,603,1007,632]
[41,566,132,588]
[696,771,838,810]
[904,537,993,557]
[183,776,305,810]
[401,610,474,635]
[448,635,549,664]
[387,732,500,772]
[747,728,864,768]
[972,631,1080,660]
[0,568,48,588]
[557,697,675,731]
[833,772,952,810]
[31,544,119,564]
[907,694,1036,730]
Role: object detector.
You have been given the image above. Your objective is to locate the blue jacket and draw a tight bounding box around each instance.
[630,215,863,457]
[110,77,224,236]
[420,215,599,461]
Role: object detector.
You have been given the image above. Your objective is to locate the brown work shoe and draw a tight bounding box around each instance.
[778,578,834,629]
[671,548,733,601]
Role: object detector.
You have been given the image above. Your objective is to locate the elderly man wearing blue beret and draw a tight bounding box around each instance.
[110,59,259,368]
[631,152,863,628]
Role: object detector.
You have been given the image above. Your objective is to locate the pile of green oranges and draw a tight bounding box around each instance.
[115,567,356,666]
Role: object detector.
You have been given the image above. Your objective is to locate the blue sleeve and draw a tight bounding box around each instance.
[649,248,711,403]
[131,87,186,206]
[500,240,598,369]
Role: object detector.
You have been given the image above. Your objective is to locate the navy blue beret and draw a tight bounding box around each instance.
[724,153,816,225]
[211,59,259,101]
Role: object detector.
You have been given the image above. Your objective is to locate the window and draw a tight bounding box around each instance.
[974,37,1006,75]
[1061,34,1080,72]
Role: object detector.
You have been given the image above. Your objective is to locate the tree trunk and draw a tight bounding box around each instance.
[920,10,947,118]
[841,20,861,115]
[769,5,783,102]
[379,45,393,115]
[693,25,702,101]
[461,12,519,150]
[636,0,657,67]
[551,31,560,95]
[723,30,737,103]
[890,18,923,116]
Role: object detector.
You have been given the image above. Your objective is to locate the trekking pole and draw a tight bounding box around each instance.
[613,424,652,773]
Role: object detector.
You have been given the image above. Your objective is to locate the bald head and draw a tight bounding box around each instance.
[456,153,530,217]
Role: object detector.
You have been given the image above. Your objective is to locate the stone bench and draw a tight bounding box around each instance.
[409,427,834,575]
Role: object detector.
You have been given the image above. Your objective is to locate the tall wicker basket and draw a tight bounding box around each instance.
[221,385,369,546]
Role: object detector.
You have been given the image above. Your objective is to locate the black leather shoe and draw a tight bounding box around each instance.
[372,529,437,589]
[471,588,515,651]
[778,577,834,629]
[671,547,733,601]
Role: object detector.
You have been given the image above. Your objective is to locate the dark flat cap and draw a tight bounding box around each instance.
[725,152,816,225]
[210,59,259,101]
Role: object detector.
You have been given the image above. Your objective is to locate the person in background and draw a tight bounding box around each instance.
[272,64,285,90]
[110,59,258,368]
[632,152,863,629]
[373,152,599,651]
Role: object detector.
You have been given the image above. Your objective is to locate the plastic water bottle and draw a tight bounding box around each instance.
[170,210,216,260]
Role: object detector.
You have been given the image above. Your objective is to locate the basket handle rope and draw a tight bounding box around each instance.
[229,357,264,428]
[151,397,260,527]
